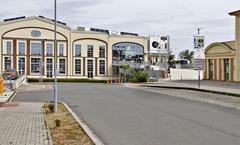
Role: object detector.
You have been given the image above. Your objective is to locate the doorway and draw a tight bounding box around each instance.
[87,59,93,79]
[46,58,53,78]
[224,59,229,81]
[208,59,213,80]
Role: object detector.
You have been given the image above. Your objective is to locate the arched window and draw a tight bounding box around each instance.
[112,42,144,63]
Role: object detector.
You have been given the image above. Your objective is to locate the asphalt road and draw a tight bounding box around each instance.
[14,83,240,145]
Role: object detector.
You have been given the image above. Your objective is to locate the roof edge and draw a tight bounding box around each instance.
[0,16,71,30]
[205,41,235,53]
[229,10,240,16]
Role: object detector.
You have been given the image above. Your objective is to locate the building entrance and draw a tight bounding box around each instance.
[46,58,53,77]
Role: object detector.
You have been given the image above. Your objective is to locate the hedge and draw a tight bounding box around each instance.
[27,78,107,83]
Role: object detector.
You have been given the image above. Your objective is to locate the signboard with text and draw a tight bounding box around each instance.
[193,36,205,70]
[193,36,205,59]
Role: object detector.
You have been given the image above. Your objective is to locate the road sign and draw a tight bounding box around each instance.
[194,36,204,49]
[193,35,205,70]
[194,49,205,59]
[193,59,205,70]
[193,36,205,59]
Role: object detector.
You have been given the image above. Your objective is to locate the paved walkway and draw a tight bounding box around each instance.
[0,102,51,145]
[143,80,240,96]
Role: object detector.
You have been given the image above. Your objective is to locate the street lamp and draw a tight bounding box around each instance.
[53,0,58,112]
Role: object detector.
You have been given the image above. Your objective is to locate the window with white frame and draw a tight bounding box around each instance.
[87,59,93,72]
[75,44,81,57]
[18,57,25,74]
[59,59,66,74]
[75,59,81,74]
[4,57,11,70]
[59,44,64,56]
[18,42,25,55]
[99,60,105,75]
[31,58,41,73]
[87,45,93,57]
[99,46,105,58]
[31,43,41,55]
[6,41,12,55]
[46,43,53,56]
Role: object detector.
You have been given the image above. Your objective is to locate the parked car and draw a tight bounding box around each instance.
[2,68,18,80]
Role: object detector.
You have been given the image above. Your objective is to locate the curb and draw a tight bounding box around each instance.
[142,85,240,97]
[43,104,53,145]
[60,102,105,145]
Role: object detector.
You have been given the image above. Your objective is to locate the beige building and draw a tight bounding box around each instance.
[204,10,240,81]
[0,16,148,80]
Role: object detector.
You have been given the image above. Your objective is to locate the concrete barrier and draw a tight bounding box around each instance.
[14,74,27,88]
[3,74,27,90]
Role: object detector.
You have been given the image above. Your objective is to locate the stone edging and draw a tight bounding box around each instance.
[143,85,240,97]
[43,104,53,145]
[60,102,105,145]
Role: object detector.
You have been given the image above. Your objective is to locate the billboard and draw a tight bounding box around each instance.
[149,35,169,54]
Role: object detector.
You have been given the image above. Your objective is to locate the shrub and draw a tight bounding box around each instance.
[48,104,54,112]
[130,72,148,83]
[55,119,61,127]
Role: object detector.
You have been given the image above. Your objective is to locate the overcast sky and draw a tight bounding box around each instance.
[0,0,240,56]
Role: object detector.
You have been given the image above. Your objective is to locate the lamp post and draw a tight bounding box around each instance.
[53,0,58,112]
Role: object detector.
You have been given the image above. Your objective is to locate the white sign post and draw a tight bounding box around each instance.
[193,34,205,88]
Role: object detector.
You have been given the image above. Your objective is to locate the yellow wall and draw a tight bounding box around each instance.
[0,17,148,79]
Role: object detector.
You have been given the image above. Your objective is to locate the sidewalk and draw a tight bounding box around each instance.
[0,102,52,145]
[142,80,240,97]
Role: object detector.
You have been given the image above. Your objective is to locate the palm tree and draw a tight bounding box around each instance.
[178,50,194,63]
[167,52,176,67]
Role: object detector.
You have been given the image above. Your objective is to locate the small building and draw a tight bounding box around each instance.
[204,10,240,81]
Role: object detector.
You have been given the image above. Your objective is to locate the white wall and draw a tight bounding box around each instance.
[170,69,204,80]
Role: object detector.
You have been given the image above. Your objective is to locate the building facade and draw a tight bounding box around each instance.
[204,10,240,81]
[0,16,148,80]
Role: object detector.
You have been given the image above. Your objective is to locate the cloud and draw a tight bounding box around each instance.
[0,0,239,56]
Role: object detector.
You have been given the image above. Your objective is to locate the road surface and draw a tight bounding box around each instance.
[14,83,240,145]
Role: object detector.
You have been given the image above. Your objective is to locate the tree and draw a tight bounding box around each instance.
[168,53,175,63]
[167,51,176,68]
[178,50,194,63]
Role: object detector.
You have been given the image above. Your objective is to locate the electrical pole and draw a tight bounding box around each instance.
[54,0,58,112]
